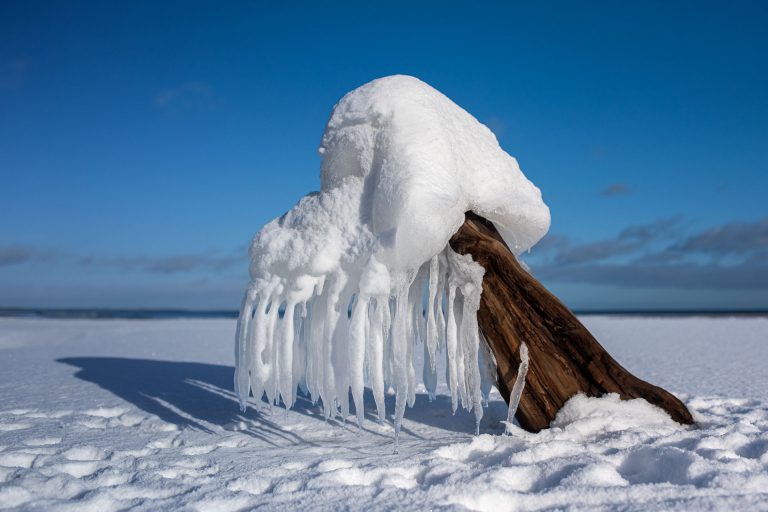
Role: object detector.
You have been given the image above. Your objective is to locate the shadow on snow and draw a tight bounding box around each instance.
[57,357,507,444]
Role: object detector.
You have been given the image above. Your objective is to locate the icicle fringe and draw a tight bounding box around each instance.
[235,245,491,435]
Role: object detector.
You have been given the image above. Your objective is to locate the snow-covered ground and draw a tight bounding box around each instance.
[1,316,767,511]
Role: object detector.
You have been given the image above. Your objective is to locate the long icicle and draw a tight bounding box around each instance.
[349,293,369,426]
[425,255,439,367]
[249,295,272,407]
[332,289,354,421]
[453,292,468,410]
[293,305,308,397]
[367,296,387,421]
[505,342,529,434]
[392,271,416,451]
[263,298,281,406]
[422,340,437,402]
[460,283,484,434]
[445,284,459,413]
[235,286,256,411]
[279,301,297,408]
[406,272,423,408]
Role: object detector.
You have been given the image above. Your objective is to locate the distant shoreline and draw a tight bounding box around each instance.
[0,308,239,320]
[1,307,767,320]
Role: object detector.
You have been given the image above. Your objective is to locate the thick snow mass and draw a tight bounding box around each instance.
[237,75,550,436]
[1,316,768,511]
[318,75,550,263]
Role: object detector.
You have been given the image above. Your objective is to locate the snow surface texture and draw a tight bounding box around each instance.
[236,75,550,437]
[1,316,768,510]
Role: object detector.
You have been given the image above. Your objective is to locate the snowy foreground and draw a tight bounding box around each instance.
[1,317,768,511]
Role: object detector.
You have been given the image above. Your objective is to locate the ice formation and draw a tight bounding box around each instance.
[504,342,529,434]
[235,75,550,436]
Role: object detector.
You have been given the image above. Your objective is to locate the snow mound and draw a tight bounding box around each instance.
[551,393,679,433]
[236,75,550,435]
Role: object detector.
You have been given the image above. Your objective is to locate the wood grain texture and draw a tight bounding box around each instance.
[449,212,694,432]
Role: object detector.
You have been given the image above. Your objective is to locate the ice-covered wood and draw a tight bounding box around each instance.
[449,212,695,432]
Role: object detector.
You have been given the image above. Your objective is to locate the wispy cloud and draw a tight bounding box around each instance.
[0,246,34,267]
[0,245,244,276]
[153,81,221,111]
[536,260,768,290]
[673,218,768,255]
[600,182,631,197]
[83,253,243,275]
[528,217,768,290]
[536,217,683,265]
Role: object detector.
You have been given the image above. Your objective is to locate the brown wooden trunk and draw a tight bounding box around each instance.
[449,212,694,432]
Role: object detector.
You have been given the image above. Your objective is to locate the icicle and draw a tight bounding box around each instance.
[392,271,416,444]
[248,294,272,405]
[349,293,369,426]
[414,270,427,347]
[234,285,257,411]
[422,340,437,401]
[425,255,439,370]
[382,297,393,395]
[263,297,281,405]
[392,289,409,437]
[435,253,448,353]
[321,275,346,419]
[460,283,483,435]
[279,301,297,408]
[442,246,486,433]
[294,305,308,397]
[505,342,529,435]
[306,289,326,406]
[445,283,459,413]
[367,296,387,421]
[406,272,423,408]
[332,289,353,421]
[302,300,315,401]
[454,293,468,410]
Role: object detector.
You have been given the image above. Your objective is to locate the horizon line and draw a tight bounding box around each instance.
[1,307,767,320]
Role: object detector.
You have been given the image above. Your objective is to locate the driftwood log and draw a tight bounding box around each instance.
[449,212,694,432]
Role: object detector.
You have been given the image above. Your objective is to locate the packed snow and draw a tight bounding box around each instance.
[1,315,768,510]
[236,75,550,437]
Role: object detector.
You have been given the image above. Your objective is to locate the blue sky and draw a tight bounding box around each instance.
[1,1,767,310]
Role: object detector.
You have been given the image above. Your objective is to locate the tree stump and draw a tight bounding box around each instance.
[449,212,694,432]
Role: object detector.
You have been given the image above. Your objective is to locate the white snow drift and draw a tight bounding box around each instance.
[235,75,550,435]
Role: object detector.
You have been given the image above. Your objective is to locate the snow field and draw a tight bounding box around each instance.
[0,316,767,510]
